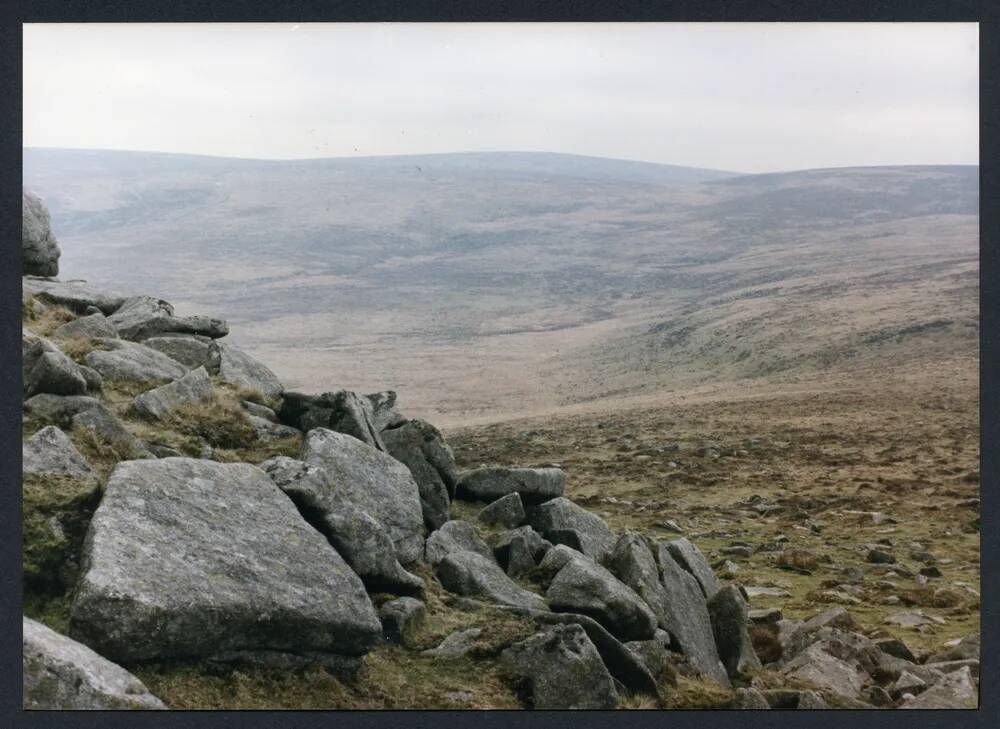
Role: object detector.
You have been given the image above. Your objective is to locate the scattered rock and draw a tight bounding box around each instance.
[302,428,424,564]
[261,456,423,595]
[23,426,94,479]
[425,520,494,566]
[526,497,616,561]
[743,586,792,599]
[749,608,783,625]
[70,458,382,665]
[23,617,165,709]
[131,366,214,420]
[379,597,425,645]
[499,625,619,709]
[422,628,483,659]
[84,338,187,384]
[876,637,917,663]
[867,549,896,564]
[494,526,553,571]
[457,467,565,505]
[478,492,526,528]
[782,643,866,700]
[900,666,977,709]
[436,550,548,611]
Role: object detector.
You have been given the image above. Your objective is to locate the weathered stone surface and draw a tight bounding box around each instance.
[23,426,94,479]
[217,344,282,400]
[436,550,548,611]
[84,339,187,384]
[655,542,730,687]
[25,348,89,398]
[302,429,424,564]
[379,597,426,645]
[505,534,539,577]
[23,277,126,315]
[24,394,103,427]
[708,585,761,680]
[422,628,482,659]
[733,687,771,709]
[458,467,565,505]
[547,553,657,641]
[526,497,616,561]
[260,456,423,595]
[536,544,585,581]
[131,366,214,420]
[666,537,721,598]
[143,335,221,372]
[107,296,228,341]
[494,526,553,571]
[783,643,866,699]
[23,617,165,710]
[366,390,406,431]
[500,625,619,709]
[70,458,382,663]
[425,520,494,566]
[900,666,977,709]
[71,406,141,451]
[927,634,980,663]
[478,492,526,528]
[625,638,671,681]
[22,190,61,276]
[244,400,278,421]
[52,312,119,341]
[248,414,301,443]
[383,419,457,529]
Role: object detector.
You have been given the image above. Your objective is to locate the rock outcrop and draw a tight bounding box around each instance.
[22,190,61,276]
[383,419,458,530]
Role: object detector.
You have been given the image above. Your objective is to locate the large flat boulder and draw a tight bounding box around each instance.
[261,456,423,595]
[143,335,221,372]
[84,339,187,384]
[301,428,424,564]
[51,312,119,341]
[23,277,126,315]
[783,643,866,700]
[526,497,616,561]
[22,190,61,276]
[435,550,548,611]
[70,458,382,665]
[23,426,94,480]
[131,366,214,420]
[383,419,457,530]
[107,296,228,341]
[499,625,619,709]
[546,552,657,641]
[23,394,103,427]
[217,344,283,401]
[457,467,565,505]
[23,617,165,709]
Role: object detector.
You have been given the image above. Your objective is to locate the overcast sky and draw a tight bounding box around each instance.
[23,23,978,173]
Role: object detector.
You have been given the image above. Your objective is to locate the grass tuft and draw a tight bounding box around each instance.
[164,391,259,450]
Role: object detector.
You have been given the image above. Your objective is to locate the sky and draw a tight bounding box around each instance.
[23,22,978,173]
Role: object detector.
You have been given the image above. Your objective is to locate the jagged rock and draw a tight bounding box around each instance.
[383,419,458,529]
[243,400,278,421]
[655,542,730,686]
[499,625,619,709]
[70,458,382,665]
[900,666,977,709]
[22,190,61,276]
[707,585,761,679]
[891,670,928,699]
[143,335,221,372]
[505,534,539,577]
[536,544,585,582]
[625,638,672,681]
[51,312,119,341]
[23,617,165,709]
[131,366,214,420]
[425,520,494,566]
[422,628,482,659]
[76,364,104,393]
[494,526,553,571]
[925,658,980,678]
[248,414,301,443]
[23,426,94,479]
[436,550,548,611]
[302,428,424,564]
[733,687,771,709]
[457,467,565,505]
[71,406,142,452]
[217,343,283,401]
[876,637,917,663]
[926,634,979,663]
[526,497,616,561]
[366,390,405,431]
[749,607,783,625]
[84,338,187,384]
[23,277,125,315]
[379,597,426,645]
[546,552,657,641]
[666,537,721,598]
[107,296,228,341]
[24,394,103,427]
[867,685,893,706]
[478,492,526,528]
[260,456,423,595]
[795,691,829,709]
[782,643,866,699]
[25,347,89,398]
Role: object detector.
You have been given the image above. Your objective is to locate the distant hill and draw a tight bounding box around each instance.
[23,148,978,421]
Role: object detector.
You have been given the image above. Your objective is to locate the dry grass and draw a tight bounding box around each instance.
[69,424,145,480]
[24,302,77,338]
[162,391,258,450]
[776,549,820,571]
[749,624,783,664]
[660,676,734,709]
[57,337,108,364]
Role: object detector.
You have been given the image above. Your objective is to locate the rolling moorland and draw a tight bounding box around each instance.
[21,149,979,709]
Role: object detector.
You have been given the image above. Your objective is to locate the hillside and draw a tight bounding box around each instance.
[23,149,978,424]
